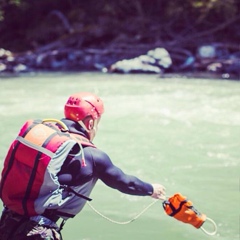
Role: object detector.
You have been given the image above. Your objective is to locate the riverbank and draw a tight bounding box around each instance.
[0,44,239,80]
[0,70,239,81]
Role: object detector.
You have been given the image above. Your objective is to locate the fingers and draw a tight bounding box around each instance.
[151,183,166,200]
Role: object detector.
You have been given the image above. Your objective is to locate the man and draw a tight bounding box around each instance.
[0,92,166,240]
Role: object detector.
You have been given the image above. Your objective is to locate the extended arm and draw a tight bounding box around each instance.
[87,147,165,199]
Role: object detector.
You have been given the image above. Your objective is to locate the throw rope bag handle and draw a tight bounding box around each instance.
[162,193,217,236]
[200,217,218,236]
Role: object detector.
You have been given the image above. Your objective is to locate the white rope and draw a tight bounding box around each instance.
[87,200,217,236]
[200,217,218,236]
[87,199,159,225]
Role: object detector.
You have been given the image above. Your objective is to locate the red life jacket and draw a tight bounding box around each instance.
[0,119,94,217]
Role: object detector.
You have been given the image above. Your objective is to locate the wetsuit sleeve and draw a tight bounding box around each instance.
[86,147,153,196]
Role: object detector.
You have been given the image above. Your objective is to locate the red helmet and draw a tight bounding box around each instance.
[64,92,104,121]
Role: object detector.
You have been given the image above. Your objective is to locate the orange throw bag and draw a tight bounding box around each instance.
[162,193,206,229]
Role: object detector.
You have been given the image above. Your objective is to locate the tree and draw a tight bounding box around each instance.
[0,0,239,51]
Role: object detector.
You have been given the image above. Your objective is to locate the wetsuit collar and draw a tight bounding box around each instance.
[61,118,89,138]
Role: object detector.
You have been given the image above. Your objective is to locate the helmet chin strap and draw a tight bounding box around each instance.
[78,120,89,133]
[78,120,98,141]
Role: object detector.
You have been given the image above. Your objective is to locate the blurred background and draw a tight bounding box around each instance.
[0,0,239,51]
[0,0,239,78]
[0,1,239,239]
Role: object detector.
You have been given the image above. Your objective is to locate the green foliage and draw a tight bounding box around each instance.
[0,0,239,51]
[189,0,238,22]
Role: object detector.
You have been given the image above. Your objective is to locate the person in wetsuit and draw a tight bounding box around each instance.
[0,92,166,240]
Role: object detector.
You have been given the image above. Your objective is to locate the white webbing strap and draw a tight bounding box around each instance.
[16,136,54,157]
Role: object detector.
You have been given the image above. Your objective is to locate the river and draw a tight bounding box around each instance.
[0,72,239,240]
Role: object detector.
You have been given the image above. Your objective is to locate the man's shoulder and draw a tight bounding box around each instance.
[83,147,110,165]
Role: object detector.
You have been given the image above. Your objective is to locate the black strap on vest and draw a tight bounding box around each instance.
[163,199,188,217]
[60,185,92,201]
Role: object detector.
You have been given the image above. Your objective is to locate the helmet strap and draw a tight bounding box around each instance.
[78,120,90,133]
[78,118,99,141]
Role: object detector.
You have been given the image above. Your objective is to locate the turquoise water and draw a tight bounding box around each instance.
[0,72,239,240]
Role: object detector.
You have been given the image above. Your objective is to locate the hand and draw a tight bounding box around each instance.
[151,183,166,200]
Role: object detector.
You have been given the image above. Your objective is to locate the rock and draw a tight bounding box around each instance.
[106,47,172,74]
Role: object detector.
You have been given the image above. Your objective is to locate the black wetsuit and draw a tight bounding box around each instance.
[56,119,154,217]
[0,118,154,240]
[59,141,153,195]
